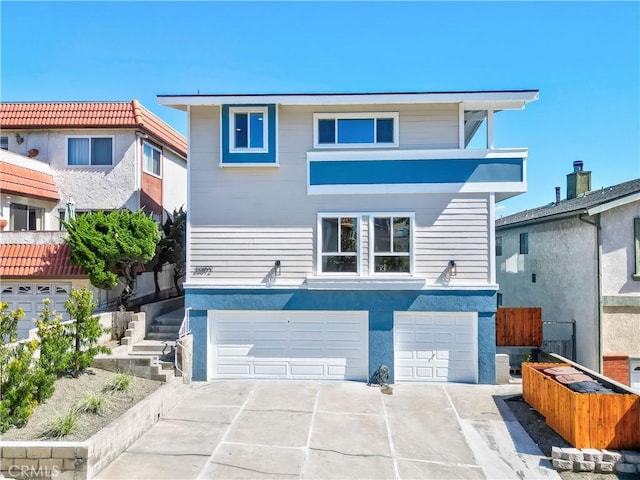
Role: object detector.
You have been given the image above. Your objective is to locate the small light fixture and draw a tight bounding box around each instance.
[448,260,457,276]
[274,260,281,275]
[15,133,24,144]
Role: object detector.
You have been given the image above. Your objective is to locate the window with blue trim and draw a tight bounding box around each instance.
[314,113,398,148]
[229,107,268,153]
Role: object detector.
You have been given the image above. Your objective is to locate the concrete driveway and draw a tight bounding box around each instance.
[96,381,560,480]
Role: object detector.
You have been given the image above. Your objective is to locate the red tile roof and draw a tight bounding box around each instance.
[0,161,60,201]
[0,100,187,158]
[0,244,85,278]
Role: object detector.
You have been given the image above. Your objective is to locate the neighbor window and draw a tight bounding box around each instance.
[143,142,162,176]
[496,236,503,256]
[229,107,268,153]
[67,136,113,166]
[0,136,8,150]
[633,218,640,280]
[320,216,359,273]
[520,232,529,254]
[372,216,411,273]
[314,113,399,148]
[10,203,43,231]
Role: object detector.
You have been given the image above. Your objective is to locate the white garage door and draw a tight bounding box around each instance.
[394,312,477,383]
[1,283,72,339]
[209,310,368,380]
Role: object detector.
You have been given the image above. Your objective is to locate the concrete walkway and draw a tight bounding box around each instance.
[95,381,559,480]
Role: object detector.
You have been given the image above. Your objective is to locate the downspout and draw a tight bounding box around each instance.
[580,213,602,372]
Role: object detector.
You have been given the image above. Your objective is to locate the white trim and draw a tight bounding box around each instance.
[489,193,496,285]
[586,192,640,216]
[486,109,494,149]
[183,281,500,291]
[313,112,399,149]
[368,213,415,276]
[158,91,539,108]
[228,106,268,154]
[65,135,114,167]
[219,162,280,168]
[316,213,362,276]
[142,141,162,178]
[458,103,465,149]
[308,181,528,196]
[307,147,527,162]
[186,105,192,285]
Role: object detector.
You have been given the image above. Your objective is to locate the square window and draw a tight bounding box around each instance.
[520,233,528,255]
[320,216,358,273]
[10,203,43,231]
[373,216,411,273]
[229,107,268,153]
[68,137,113,166]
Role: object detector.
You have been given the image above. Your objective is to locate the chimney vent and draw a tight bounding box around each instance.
[573,160,583,172]
[555,187,561,204]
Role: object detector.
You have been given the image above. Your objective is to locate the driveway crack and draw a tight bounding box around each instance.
[209,461,299,478]
[309,446,391,459]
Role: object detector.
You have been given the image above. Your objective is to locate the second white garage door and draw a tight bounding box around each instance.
[209,310,368,380]
[394,312,477,383]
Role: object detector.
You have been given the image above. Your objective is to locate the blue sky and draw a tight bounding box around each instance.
[2,1,638,216]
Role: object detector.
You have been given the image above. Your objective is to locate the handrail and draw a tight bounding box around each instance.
[178,307,191,338]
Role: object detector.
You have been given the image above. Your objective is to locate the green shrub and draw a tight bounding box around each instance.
[43,409,77,438]
[74,392,106,415]
[103,372,131,393]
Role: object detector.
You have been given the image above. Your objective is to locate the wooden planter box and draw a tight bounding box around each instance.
[522,362,640,449]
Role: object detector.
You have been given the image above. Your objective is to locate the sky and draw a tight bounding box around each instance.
[1,1,638,217]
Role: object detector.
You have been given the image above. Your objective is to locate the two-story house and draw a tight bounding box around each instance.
[0,100,187,337]
[496,162,640,389]
[159,89,539,384]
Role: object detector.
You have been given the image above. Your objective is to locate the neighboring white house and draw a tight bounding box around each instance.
[0,100,187,224]
[0,101,188,337]
[496,162,640,388]
[159,89,539,384]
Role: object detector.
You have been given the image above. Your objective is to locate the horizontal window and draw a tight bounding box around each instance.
[67,136,113,166]
[314,113,399,148]
[143,142,162,176]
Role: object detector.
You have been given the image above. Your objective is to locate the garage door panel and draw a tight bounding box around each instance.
[210,311,368,380]
[395,312,477,383]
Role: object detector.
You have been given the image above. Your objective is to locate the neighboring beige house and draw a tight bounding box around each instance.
[0,101,188,337]
[496,161,640,389]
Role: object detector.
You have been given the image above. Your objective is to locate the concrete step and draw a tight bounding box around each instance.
[152,317,183,326]
[132,340,175,352]
[146,332,179,341]
[150,325,180,334]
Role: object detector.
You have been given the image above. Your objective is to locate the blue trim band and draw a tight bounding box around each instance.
[309,158,523,185]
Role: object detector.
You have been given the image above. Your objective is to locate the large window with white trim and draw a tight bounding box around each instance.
[320,216,359,273]
[229,107,268,153]
[143,142,162,176]
[372,216,412,273]
[314,113,399,148]
[67,136,113,166]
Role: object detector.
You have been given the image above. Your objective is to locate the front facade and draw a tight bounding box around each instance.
[159,90,539,384]
[496,167,640,388]
[0,100,187,224]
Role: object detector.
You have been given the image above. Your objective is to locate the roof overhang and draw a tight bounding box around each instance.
[158,90,539,111]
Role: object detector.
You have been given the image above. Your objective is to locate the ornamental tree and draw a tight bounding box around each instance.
[152,207,187,297]
[64,209,160,310]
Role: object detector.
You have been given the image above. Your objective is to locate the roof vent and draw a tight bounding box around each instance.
[555,186,561,204]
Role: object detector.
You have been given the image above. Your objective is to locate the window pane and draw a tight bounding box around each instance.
[234,113,248,148]
[520,233,528,254]
[322,218,338,253]
[249,112,264,148]
[337,118,375,144]
[0,136,8,150]
[10,203,27,230]
[91,138,112,165]
[393,217,410,252]
[68,138,89,165]
[153,149,161,174]
[340,217,357,253]
[374,256,410,273]
[322,256,357,273]
[496,236,503,256]
[374,217,391,252]
[376,118,394,143]
[318,119,335,144]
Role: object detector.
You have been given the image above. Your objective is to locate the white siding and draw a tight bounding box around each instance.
[187,104,491,288]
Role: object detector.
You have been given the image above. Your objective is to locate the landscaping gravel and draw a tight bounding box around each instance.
[1,368,161,441]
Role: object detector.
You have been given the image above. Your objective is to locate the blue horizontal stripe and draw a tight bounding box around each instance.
[309,158,523,185]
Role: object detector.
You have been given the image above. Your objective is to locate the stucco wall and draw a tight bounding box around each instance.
[162,149,187,219]
[602,307,640,357]
[496,217,599,370]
